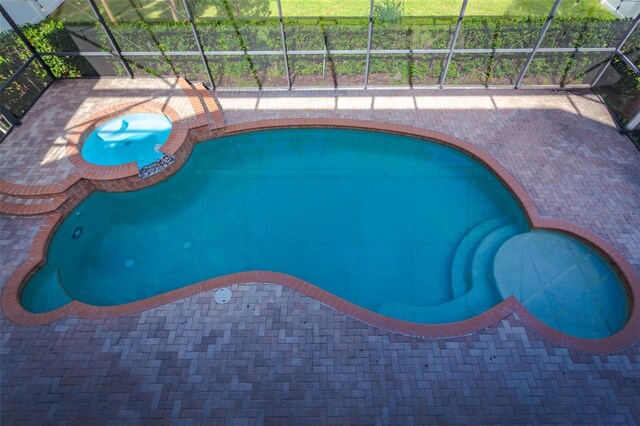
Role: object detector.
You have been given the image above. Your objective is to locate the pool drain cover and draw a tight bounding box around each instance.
[214,288,232,304]
[72,226,83,240]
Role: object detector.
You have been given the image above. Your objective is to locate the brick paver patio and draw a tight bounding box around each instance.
[1,79,639,423]
[0,78,196,186]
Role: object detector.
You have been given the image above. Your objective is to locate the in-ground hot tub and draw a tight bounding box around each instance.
[81,113,172,168]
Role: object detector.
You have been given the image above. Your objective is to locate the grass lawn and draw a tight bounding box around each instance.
[280,0,614,18]
[53,0,614,22]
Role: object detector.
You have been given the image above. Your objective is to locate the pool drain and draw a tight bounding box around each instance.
[72,226,83,240]
[214,288,232,304]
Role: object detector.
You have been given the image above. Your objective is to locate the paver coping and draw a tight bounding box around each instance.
[2,116,638,354]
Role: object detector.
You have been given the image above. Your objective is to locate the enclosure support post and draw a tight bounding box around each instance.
[624,110,640,132]
[439,0,468,89]
[363,0,375,89]
[591,17,639,87]
[515,0,563,89]
[0,4,55,80]
[182,0,216,90]
[276,0,292,90]
[617,50,640,74]
[86,0,134,79]
[0,104,21,126]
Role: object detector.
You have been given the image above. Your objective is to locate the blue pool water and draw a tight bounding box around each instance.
[23,129,629,338]
[81,113,172,168]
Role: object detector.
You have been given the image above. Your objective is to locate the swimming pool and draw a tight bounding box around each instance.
[21,128,630,339]
[81,113,172,168]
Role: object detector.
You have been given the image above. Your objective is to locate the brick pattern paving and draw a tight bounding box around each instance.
[0,78,196,186]
[0,215,44,287]
[1,282,639,424]
[1,81,640,423]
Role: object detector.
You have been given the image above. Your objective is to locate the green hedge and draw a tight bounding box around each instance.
[1,16,638,116]
[3,16,635,84]
[105,17,639,85]
[0,22,58,118]
[0,19,95,84]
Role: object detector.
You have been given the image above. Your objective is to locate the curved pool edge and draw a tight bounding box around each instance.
[2,119,639,354]
[65,101,184,180]
[0,100,195,216]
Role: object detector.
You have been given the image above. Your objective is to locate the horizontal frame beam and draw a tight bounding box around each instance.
[40,46,617,58]
[209,83,594,92]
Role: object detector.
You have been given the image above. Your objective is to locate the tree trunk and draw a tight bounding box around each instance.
[99,0,116,22]
[168,0,179,22]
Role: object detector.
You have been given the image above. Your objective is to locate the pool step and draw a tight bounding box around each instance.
[378,224,526,324]
[177,77,225,133]
[193,82,225,130]
[378,284,503,324]
[450,218,507,299]
[378,225,526,324]
[468,223,526,303]
[0,192,68,215]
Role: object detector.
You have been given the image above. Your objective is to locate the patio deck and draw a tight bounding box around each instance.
[1,78,639,424]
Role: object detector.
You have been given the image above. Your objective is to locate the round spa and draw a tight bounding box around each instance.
[81,113,172,168]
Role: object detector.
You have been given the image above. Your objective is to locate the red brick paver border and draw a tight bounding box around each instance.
[2,282,638,424]
[0,77,206,215]
[3,119,638,354]
[65,101,182,180]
